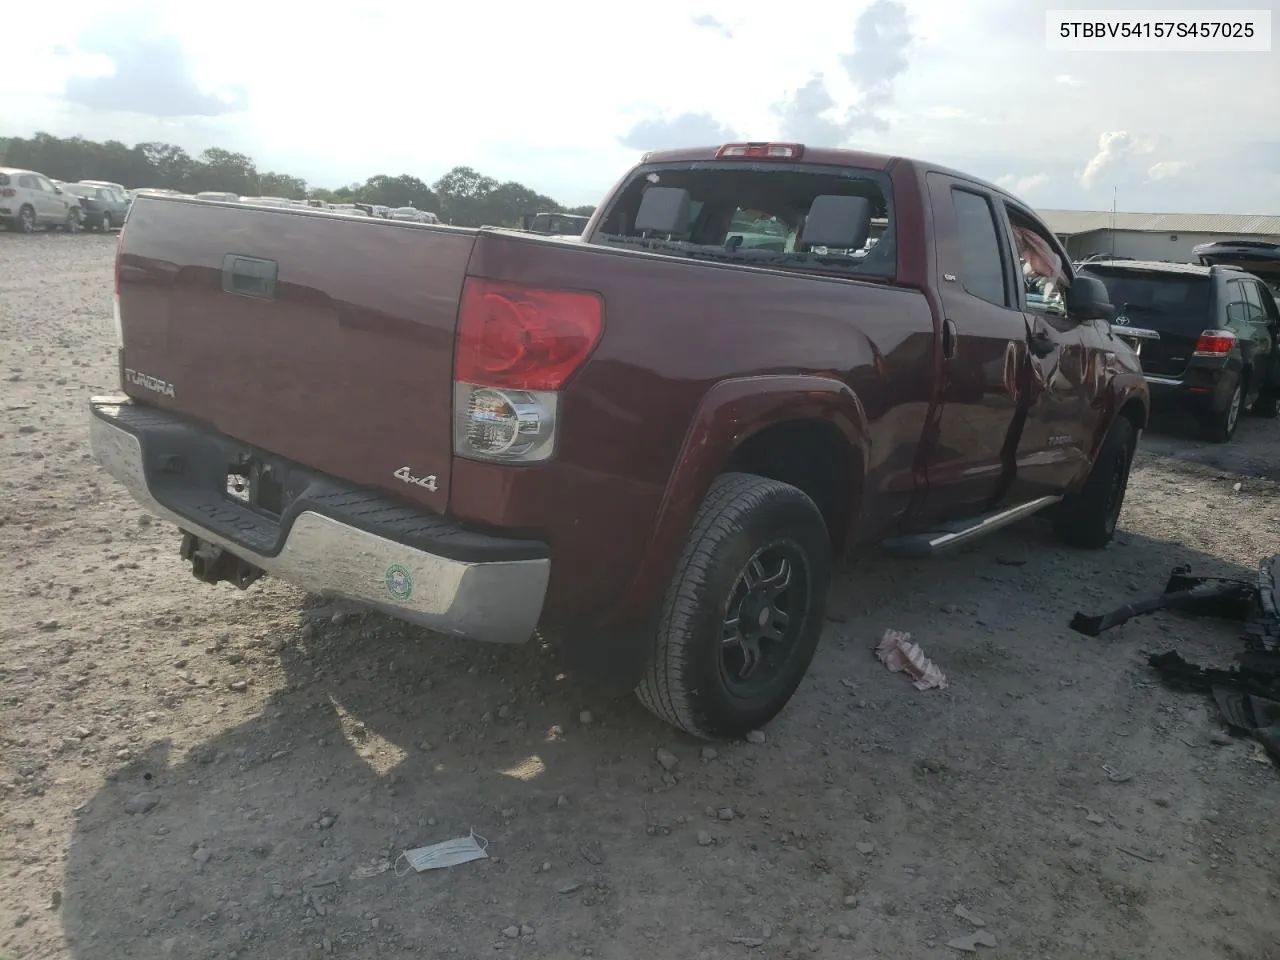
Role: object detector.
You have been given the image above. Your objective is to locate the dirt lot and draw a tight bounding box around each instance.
[3,232,1280,960]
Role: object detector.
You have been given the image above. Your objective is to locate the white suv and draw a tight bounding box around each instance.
[0,167,85,232]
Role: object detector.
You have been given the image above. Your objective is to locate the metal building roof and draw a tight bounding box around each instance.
[1037,209,1280,237]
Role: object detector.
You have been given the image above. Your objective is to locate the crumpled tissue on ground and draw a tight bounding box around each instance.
[875,628,948,691]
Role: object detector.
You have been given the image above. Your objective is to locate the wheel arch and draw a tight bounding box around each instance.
[615,375,869,623]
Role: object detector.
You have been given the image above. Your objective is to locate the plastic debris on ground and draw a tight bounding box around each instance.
[875,629,948,691]
[394,830,490,875]
[1074,554,1280,768]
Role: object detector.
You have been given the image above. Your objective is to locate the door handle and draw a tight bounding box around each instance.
[943,318,957,359]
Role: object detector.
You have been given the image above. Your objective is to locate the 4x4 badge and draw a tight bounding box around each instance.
[385,564,413,601]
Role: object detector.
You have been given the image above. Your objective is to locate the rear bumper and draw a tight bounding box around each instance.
[87,396,550,644]
[1144,364,1237,413]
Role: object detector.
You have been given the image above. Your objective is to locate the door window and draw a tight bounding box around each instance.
[950,188,1009,307]
[1241,280,1268,324]
[1004,204,1070,316]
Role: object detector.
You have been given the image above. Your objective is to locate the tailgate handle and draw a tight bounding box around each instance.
[221,255,278,300]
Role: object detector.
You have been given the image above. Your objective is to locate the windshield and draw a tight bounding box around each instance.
[1082,267,1213,335]
[595,162,895,278]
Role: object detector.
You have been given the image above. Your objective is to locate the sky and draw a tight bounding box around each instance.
[5,0,1278,213]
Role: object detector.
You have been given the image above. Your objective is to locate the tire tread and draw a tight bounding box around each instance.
[635,472,825,739]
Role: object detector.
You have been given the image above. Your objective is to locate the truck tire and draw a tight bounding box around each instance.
[1205,380,1243,443]
[635,472,831,740]
[1053,416,1136,549]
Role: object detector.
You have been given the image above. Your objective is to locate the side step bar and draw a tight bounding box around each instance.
[880,495,1062,558]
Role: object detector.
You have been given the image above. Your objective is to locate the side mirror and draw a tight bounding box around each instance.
[634,186,691,235]
[1065,274,1115,322]
[800,194,872,250]
[53,185,63,194]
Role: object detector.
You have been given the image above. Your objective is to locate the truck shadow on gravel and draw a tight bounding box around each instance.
[59,520,1280,960]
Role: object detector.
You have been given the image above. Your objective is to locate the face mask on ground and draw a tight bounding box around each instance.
[395,830,490,875]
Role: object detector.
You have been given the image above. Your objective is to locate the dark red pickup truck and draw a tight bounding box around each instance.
[90,142,1149,739]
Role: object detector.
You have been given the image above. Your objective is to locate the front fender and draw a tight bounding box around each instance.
[1092,366,1149,459]
[615,374,869,621]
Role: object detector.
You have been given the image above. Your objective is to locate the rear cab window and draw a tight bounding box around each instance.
[1080,265,1214,336]
[594,160,895,280]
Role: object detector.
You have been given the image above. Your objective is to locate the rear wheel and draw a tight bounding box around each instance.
[636,473,831,740]
[102,212,114,231]
[1205,380,1243,443]
[1053,415,1136,549]
[18,205,36,233]
[63,207,83,233]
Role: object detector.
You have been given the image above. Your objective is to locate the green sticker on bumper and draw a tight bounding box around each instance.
[385,563,413,601]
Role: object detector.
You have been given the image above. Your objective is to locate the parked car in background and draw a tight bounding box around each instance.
[1079,258,1280,441]
[196,191,240,203]
[92,142,1149,739]
[78,179,128,198]
[1194,240,1280,299]
[389,206,437,223]
[237,196,299,208]
[0,167,85,232]
[522,211,589,236]
[62,182,131,231]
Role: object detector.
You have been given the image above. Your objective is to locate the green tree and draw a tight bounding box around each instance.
[259,172,309,199]
[0,132,581,219]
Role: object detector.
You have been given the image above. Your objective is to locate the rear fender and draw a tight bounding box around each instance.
[616,375,869,621]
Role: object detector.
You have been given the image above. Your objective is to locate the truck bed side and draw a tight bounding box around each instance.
[452,230,939,628]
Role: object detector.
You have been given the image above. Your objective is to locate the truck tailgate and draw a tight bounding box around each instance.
[117,197,476,508]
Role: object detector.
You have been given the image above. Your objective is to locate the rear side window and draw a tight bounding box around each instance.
[0,174,8,187]
[1240,280,1265,322]
[1082,268,1213,335]
[951,188,1008,306]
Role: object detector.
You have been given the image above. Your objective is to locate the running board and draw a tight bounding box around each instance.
[880,495,1062,558]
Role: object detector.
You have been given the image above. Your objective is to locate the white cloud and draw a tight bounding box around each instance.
[1078,131,1158,191]
[1055,74,1084,86]
[1147,161,1194,182]
[997,173,1049,195]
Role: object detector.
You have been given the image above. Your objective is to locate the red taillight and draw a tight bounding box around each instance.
[715,142,804,160]
[455,278,604,391]
[1193,330,1236,357]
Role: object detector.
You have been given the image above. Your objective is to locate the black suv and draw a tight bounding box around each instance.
[1079,259,1280,442]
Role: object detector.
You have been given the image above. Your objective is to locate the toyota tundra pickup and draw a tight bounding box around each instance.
[89,142,1149,740]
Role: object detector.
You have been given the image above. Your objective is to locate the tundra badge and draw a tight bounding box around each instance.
[123,368,176,398]
[394,466,438,492]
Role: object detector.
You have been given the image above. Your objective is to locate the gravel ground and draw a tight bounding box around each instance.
[3,232,1280,960]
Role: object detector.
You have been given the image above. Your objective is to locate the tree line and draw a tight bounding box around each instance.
[0,132,595,227]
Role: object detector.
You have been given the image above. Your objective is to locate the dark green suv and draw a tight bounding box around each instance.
[1080,259,1280,443]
